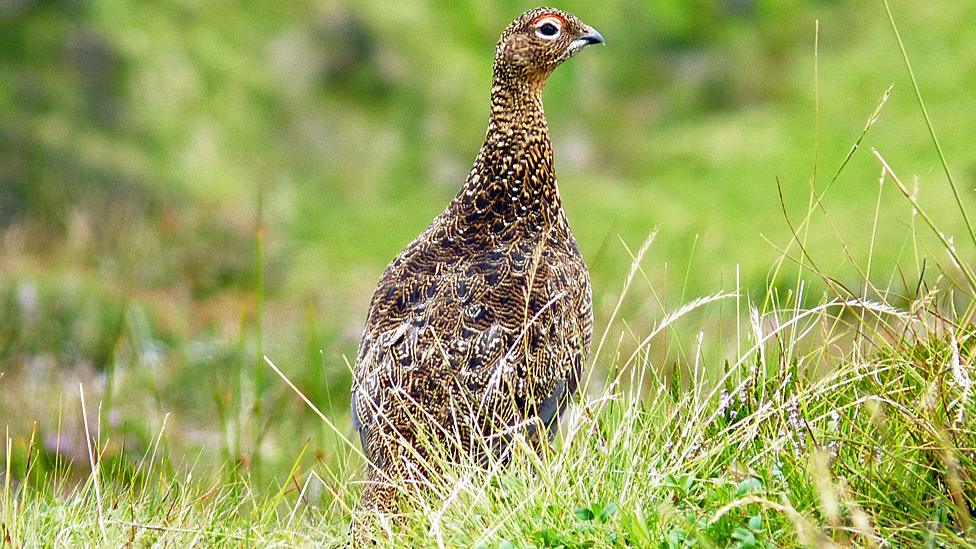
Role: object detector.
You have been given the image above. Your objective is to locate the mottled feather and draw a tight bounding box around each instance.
[350,6,602,528]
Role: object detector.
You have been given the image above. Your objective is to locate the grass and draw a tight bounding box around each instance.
[2,276,974,546]
[2,1,976,547]
[3,163,975,547]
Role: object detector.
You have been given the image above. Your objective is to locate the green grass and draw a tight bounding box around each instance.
[2,290,974,546]
[3,167,976,547]
[2,0,976,546]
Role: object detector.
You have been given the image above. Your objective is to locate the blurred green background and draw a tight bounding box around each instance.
[1,0,974,479]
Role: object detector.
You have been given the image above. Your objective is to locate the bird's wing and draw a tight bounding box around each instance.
[351,319,420,439]
[351,234,587,452]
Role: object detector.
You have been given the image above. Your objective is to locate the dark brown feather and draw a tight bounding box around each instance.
[350,7,601,528]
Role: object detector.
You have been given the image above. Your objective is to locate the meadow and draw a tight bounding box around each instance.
[1,0,975,546]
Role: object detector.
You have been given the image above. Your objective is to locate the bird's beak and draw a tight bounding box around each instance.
[572,26,605,49]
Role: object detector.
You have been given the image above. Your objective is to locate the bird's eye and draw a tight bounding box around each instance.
[534,18,562,40]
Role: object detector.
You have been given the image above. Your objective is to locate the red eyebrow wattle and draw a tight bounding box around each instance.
[532,14,564,26]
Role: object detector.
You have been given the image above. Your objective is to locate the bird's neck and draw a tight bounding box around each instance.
[452,76,565,237]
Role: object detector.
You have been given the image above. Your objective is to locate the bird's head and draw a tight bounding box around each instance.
[493,7,604,87]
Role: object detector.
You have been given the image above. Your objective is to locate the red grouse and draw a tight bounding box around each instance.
[351,6,603,521]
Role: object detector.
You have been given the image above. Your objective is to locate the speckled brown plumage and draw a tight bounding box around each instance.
[350,6,602,528]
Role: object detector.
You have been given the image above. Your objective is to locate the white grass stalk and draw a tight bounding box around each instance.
[265,356,363,463]
[79,383,107,540]
[3,427,11,518]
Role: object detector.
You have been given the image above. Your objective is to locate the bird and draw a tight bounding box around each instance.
[350,6,602,529]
